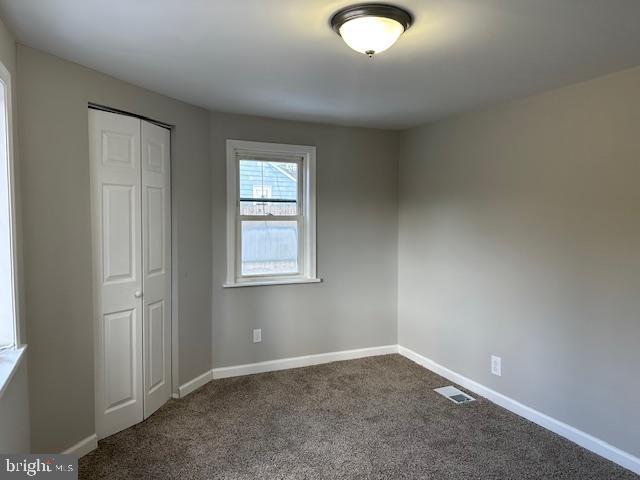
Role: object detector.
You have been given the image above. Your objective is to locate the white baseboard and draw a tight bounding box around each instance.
[211,345,398,380]
[398,345,640,476]
[178,369,213,398]
[62,433,97,458]
[177,344,398,397]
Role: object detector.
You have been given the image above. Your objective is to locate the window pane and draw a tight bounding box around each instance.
[241,221,298,276]
[239,160,298,216]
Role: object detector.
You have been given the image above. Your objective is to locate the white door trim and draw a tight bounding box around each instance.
[170,134,179,398]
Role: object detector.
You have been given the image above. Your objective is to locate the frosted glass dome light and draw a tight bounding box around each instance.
[331,4,413,57]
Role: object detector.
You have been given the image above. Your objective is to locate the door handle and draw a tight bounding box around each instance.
[134,290,143,298]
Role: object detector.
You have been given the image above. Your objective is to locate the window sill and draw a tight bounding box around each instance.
[0,345,27,400]
[223,278,322,288]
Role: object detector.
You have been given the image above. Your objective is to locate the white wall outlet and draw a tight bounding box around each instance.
[252,329,262,343]
[491,355,502,376]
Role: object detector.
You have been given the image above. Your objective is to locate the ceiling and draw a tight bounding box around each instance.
[2,0,640,129]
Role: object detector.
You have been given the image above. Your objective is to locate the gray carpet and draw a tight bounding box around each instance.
[80,354,637,479]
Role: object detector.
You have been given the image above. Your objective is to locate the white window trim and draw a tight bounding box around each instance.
[0,62,19,347]
[0,345,26,399]
[225,139,319,288]
[0,60,23,398]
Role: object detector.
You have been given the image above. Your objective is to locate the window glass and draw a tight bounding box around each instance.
[239,160,298,216]
[241,220,299,276]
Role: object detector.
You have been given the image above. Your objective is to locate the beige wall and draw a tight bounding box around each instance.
[210,113,399,368]
[398,66,640,457]
[18,45,212,452]
[0,356,30,453]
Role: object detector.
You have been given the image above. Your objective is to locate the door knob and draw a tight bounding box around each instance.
[134,290,142,298]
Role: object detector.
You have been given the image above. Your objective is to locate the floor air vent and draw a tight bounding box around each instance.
[434,386,475,404]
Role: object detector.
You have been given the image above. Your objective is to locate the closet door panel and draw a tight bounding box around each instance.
[90,109,144,439]
[141,120,172,418]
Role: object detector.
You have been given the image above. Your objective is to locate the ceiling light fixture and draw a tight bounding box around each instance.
[331,3,413,58]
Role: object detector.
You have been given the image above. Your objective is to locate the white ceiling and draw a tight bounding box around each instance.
[2,0,640,129]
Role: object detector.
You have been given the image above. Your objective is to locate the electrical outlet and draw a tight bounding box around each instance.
[253,329,262,343]
[491,355,502,376]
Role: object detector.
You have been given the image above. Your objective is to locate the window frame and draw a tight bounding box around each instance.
[0,61,20,350]
[225,140,319,287]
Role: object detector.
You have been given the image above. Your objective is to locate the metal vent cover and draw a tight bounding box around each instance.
[434,386,475,404]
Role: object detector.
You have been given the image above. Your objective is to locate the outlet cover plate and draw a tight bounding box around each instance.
[253,329,262,343]
[491,355,502,376]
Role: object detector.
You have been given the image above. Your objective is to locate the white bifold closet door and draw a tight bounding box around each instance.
[89,109,171,439]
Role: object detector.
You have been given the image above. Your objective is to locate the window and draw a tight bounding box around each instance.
[0,62,18,350]
[225,140,318,287]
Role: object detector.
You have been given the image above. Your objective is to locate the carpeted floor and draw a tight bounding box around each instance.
[80,354,637,479]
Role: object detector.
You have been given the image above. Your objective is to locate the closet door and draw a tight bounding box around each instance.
[141,121,171,418]
[90,110,144,439]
